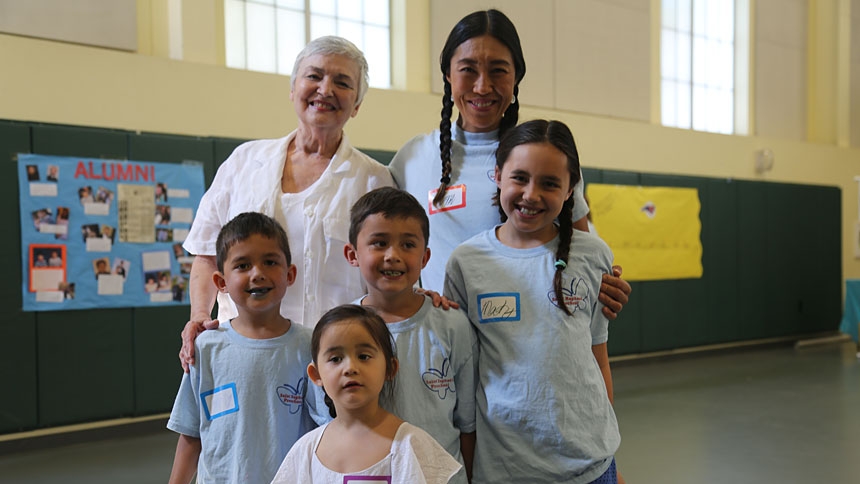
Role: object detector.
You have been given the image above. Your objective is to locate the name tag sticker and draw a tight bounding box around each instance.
[428,184,466,214]
[477,292,521,323]
[201,383,239,420]
[344,477,391,483]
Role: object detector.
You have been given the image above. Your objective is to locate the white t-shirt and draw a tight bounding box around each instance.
[270,422,461,484]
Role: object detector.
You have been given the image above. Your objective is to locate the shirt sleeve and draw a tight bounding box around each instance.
[182,153,240,256]
[451,316,478,434]
[166,366,201,438]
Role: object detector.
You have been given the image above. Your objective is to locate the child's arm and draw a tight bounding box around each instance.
[168,434,201,484]
[460,431,476,481]
[591,342,614,404]
[591,343,626,483]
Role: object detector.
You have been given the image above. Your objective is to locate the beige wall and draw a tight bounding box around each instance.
[0,0,857,291]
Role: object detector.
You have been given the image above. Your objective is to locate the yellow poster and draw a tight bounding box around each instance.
[587,184,702,281]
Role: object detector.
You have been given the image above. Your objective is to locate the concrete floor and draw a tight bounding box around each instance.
[1,341,858,483]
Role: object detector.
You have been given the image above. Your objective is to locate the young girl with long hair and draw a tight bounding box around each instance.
[445,120,623,483]
[270,304,461,483]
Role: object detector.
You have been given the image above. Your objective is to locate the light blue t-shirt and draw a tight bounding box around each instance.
[167,321,316,484]
[444,228,620,484]
[308,297,477,484]
[389,125,588,292]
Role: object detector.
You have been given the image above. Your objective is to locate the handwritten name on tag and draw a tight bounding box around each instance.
[477,293,520,323]
[428,184,466,214]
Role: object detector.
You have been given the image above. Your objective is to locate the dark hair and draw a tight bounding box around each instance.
[433,9,527,207]
[215,212,291,272]
[495,119,582,315]
[348,187,430,247]
[311,304,398,418]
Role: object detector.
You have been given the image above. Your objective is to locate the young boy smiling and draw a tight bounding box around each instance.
[336,187,478,483]
[167,212,315,484]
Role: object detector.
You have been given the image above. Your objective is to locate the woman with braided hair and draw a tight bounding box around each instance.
[389,9,631,318]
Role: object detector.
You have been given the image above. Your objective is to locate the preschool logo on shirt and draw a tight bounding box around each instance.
[547,277,590,312]
[276,377,306,414]
[422,358,455,399]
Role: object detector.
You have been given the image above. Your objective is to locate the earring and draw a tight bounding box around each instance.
[511,95,517,105]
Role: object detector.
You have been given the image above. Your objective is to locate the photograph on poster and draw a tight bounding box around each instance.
[46,165,59,182]
[59,282,75,300]
[95,186,114,205]
[155,205,171,225]
[55,207,69,240]
[112,257,130,280]
[81,223,101,242]
[155,182,168,203]
[101,225,116,243]
[78,186,93,204]
[93,257,111,278]
[172,276,187,302]
[26,164,40,181]
[29,244,66,292]
[32,208,54,231]
[156,228,173,242]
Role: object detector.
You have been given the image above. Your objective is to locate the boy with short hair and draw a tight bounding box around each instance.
[341,186,478,483]
[167,212,315,484]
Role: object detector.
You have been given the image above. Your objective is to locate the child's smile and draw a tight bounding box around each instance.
[495,141,574,248]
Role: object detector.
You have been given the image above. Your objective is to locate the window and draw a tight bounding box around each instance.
[225,0,391,89]
[661,0,736,134]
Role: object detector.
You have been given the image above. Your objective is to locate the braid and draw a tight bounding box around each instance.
[498,85,520,137]
[553,197,575,315]
[433,82,455,207]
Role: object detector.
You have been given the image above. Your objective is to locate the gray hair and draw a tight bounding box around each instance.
[290,36,370,105]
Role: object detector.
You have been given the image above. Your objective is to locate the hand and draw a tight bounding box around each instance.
[414,287,460,310]
[179,317,219,372]
[599,265,631,320]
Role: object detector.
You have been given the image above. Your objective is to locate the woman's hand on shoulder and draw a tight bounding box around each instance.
[415,287,460,310]
[599,265,631,320]
[179,317,220,372]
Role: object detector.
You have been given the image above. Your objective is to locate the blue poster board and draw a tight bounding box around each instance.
[18,153,205,311]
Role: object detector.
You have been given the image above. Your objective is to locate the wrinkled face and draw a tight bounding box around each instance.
[214,234,296,317]
[290,54,362,131]
[345,214,430,299]
[309,320,392,413]
[495,142,574,247]
[446,35,517,133]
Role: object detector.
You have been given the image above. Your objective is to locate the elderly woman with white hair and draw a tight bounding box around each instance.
[180,36,393,356]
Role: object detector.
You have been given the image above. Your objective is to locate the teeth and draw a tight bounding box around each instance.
[471,100,494,107]
[248,287,271,296]
[382,270,404,276]
[519,207,538,216]
[311,101,335,110]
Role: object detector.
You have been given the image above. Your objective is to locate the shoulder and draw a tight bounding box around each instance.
[337,139,394,182]
[572,230,613,266]
[393,423,462,482]
[450,229,493,258]
[390,131,440,170]
[214,136,289,178]
[287,323,314,354]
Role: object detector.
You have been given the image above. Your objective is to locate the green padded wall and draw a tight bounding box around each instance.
[0,121,37,433]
